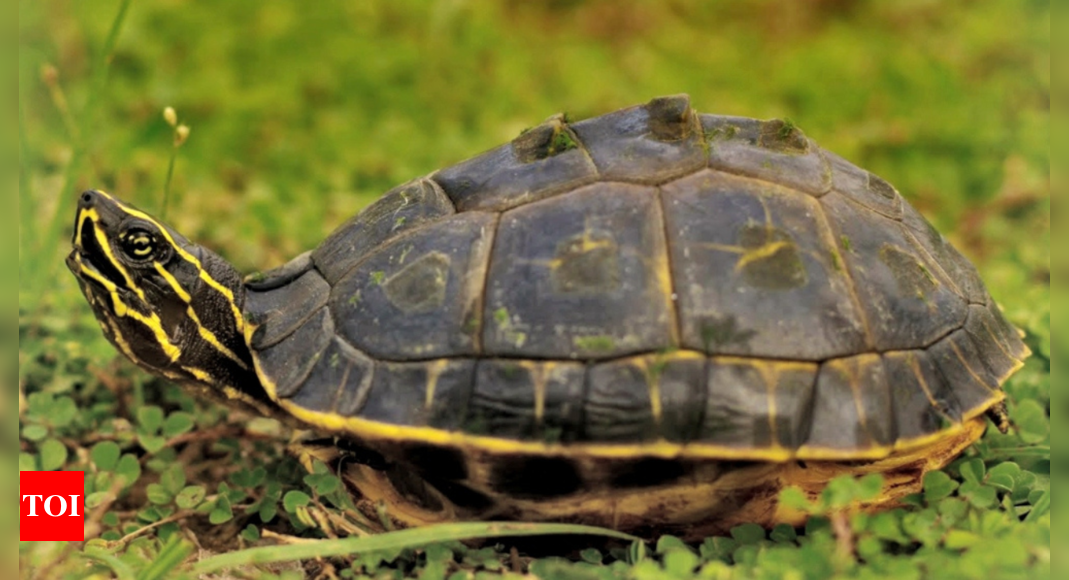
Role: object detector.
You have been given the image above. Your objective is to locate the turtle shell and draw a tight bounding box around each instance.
[241,95,1028,537]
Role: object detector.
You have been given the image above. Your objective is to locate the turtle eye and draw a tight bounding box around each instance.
[120,228,160,262]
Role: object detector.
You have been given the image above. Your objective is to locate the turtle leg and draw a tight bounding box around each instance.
[338,457,462,531]
[984,400,1011,434]
[294,436,469,531]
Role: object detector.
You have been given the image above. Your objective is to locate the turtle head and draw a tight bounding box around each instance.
[67,190,264,402]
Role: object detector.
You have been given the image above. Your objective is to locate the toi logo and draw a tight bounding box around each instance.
[20,471,85,541]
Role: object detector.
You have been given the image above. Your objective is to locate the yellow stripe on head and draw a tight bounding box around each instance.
[80,207,147,302]
[72,190,264,403]
[153,261,249,370]
[102,192,246,336]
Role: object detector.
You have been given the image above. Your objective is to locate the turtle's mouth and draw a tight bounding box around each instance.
[67,248,128,318]
[68,246,113,291]
[69,214,129,292]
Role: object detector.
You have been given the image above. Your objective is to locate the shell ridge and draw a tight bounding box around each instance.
[469,213,500,355]
[328,333,377,416]
[423,176,458,213]
[897,221,968,300]
[654,187,683,347]
[792,360,820,451]
[311,202,432,287]
[561,115,601,182]
[810,194,876,350]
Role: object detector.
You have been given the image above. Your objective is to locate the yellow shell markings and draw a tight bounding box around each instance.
[824,356,873,435]
[983,318,1030,383]
[762,362,780,447]
[692,228,815,271]
[979,316,1025,366]
[423,359,450,410]
[523,219,616,273]
[948,340,999,396]
[244,320,279,400]
[95,190,247,338]
[754,358,783,449]
[632,357,662,425]
[714,356,817,454]
[808,196,877,348]
[257,350,1007,463]
[694,193,829,282]
[650,192,681,346]
[531,363,547,423]
[734,239,793,270]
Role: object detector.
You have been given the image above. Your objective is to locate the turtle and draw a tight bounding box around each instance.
[67,94,1029,539]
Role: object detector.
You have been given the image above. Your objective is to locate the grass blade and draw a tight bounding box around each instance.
[135,535,194,580]
[983,446,1051,460]
[81,547,137,580]
[191,521,639,574]
[1024,490,1050,523]
[18,81,34,292]
[29,0,133,314]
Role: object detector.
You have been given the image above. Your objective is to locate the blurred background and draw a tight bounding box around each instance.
[20,0,1049,270]
[18,0,1049,572]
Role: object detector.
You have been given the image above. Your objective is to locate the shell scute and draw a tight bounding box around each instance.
[570,94,706,184]
[288,336,373,415]
[882,350,956,441]
[245,251,314,291]
[432,116,597,212]
[701,114,830,196]
[806,354,894,452]
[662,170,868,360]
[329,212,496,360]
[468,360,585,442]
[483,182,674,359]
[313,178,455,284]
[702,358,817,450]
[820,191,967,351]
[898,198,987,304]
[255,307,333,398]
[358,359,476,430]
[962,304,1023,383]
[926,329,1000,417]
[824,150,903,220]
[584,352,706,443]
[246,268,330,349]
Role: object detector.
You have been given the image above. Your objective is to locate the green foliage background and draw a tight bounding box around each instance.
[19,1,1049,578]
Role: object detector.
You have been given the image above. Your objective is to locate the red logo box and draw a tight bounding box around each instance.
[20,471,85,541]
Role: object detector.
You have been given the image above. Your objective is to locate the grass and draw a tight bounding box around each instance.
[18,1,1049,578]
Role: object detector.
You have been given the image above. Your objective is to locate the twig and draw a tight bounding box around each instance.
[163,424,253,450]
[106,511,197,548]
[313,562,340,580]
[83,477,129,542]
[510,546,524,574]
[829,510,856,563]
[322,509,372,538]
[18,357,28,420]
[29,542,78,580]
[40,65,80,145]
[261,529,321,545]
[27,0,133,326]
